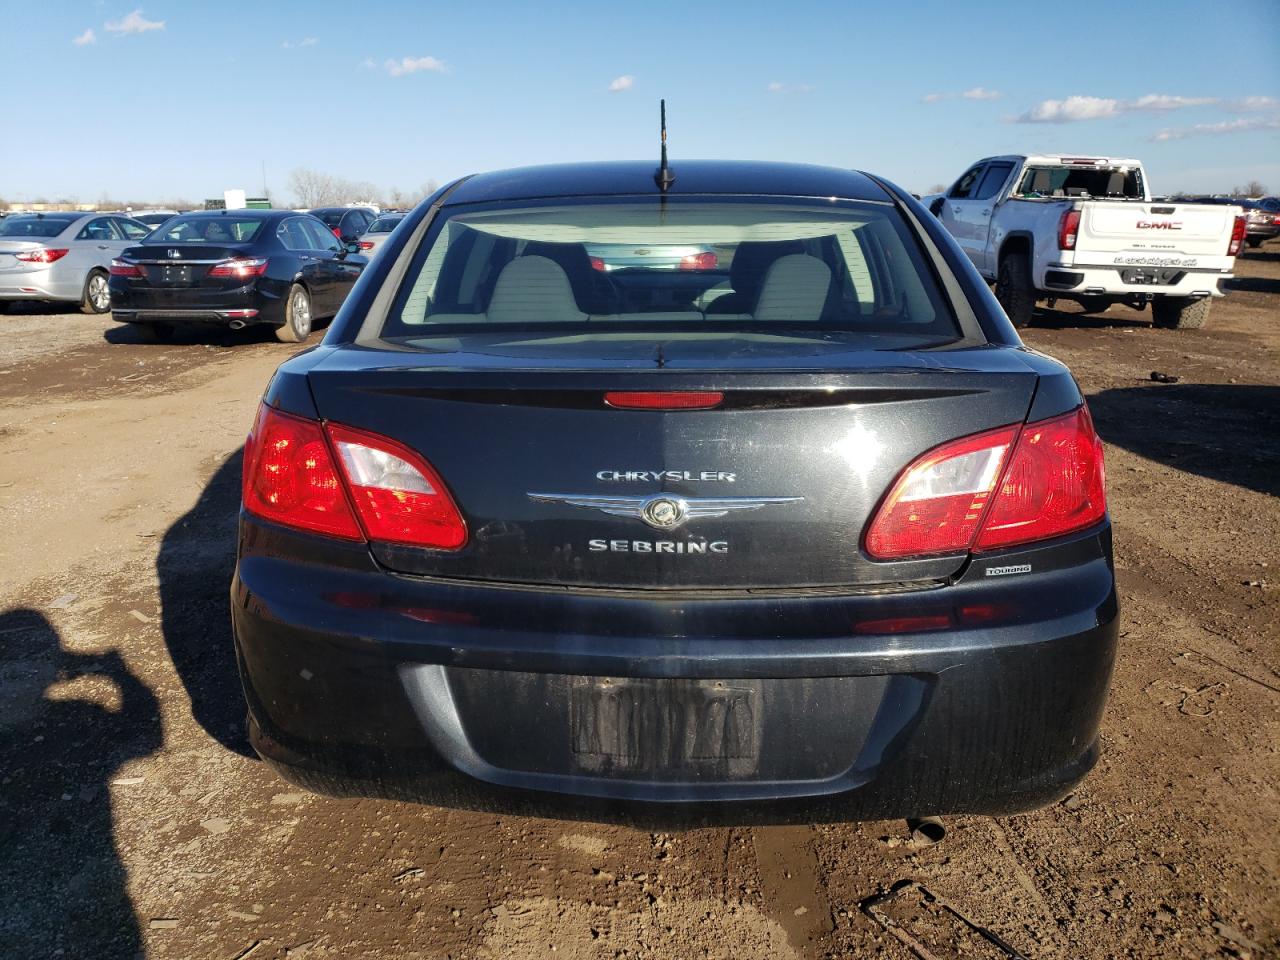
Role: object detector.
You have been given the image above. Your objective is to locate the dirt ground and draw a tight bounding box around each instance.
[1,251,1277,960]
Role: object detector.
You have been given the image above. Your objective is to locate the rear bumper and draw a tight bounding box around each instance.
[231,518,1119,820]
[1038,261,1232,298]
[0,266,80,302]
[109,278,286,325]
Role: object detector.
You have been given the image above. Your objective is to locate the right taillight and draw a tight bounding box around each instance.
[1227,215,1247,255]
[864,406,1106,560]
[1057,209,1081,250]
[242,403,468,550]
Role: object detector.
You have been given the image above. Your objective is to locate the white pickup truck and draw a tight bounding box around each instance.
[924,155,1246,329]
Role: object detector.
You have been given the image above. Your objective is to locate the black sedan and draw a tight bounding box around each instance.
[109,210,366,342]
[233,160,1117,819]
[308,206,377,243]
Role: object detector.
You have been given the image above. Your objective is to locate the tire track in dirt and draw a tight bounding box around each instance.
[751,825,834,957]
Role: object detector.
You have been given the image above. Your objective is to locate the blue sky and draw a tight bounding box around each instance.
[4,0,1279,203]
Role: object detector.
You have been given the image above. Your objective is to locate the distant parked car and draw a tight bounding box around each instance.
[308,206,377,243]
[1181,196,1280,247]
[355,213,405,258]
[1241,199,1280,247]
[0,212,151,314]
[130,210,180,229]
[108,210,367,343]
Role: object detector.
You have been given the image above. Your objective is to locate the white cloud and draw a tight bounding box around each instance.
[1013,92,1276,123]
[922,92,944,103]
[385,55,448,77]
[1128,94,1216,111]
[1229,96,1279,112]
[1153,116,1280,141]
[608,75,635,93]
[72,28,96,45]
[1016,95,1121,123]
[104,9,165,35]
[281,37,318,49]
[767,81,814,94]
[961,86,1001,101]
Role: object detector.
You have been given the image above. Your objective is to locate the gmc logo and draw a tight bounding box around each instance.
[1136,220,1182,230]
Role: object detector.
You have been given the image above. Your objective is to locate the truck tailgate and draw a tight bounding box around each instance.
[1077,202,1236,258]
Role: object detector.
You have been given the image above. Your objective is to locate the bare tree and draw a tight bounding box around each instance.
[926,183,948,195]
[1244,179,1267,197]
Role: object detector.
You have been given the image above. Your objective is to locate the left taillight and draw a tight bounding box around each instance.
[109,259,143,277]
[864,406,1106,560]
[209,257,268,279]
[1227,215,1247,256]
[242,405,363,541]
[15,248,69,264]
[1057,209,1081,250]
[241,403,468,550]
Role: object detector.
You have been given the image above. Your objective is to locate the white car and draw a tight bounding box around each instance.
[0,212,152,314]
[924,154,1244,329]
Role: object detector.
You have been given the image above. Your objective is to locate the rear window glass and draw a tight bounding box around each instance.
[0,216,75,238]
[368,217,402,233]
[1015,165,1143,200]
[381,199,956,340]
[147,217,265,243]
[315,210,344,227]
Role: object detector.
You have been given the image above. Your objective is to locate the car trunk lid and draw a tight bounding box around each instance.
[307,332,1040,589]
[125,242,256,288]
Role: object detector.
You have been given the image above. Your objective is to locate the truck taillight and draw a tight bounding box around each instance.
[1057,209,1081,250]
[241,404,468,550]
[864,406,1106,560]
[1227,215,1247,256]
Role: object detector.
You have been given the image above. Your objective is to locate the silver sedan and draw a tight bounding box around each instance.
[0,212,152,314]
[355,214,406,259]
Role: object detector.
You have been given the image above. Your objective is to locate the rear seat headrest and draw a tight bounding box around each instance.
[486,255,587,324]
[753,254,832,324]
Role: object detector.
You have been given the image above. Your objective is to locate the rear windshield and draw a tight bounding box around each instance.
[381,198,957,340]
[0,216,76,238]
[368,216,402,233]
[1014,165,1143,200]
[146,216,265,243]
[315,210,345,227]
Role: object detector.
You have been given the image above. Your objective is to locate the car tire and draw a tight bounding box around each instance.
[132,321,174,342]
[81,269,111,315]
[1151,297,1211,330]
[1245,237,1263,249]
[275,284,313,343]
[0,300,11,314]
[1077,296,1111,314]
[995,254,1036,328]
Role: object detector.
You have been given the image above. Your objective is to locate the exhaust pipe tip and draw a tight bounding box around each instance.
[906,816,946,846]
[228,319,246,330]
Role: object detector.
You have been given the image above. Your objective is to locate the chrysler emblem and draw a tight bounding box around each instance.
[527,492,801,530]
[641,496,686,529]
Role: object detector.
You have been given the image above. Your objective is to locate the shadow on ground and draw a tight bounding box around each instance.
[1089,383,1280,497]
[0,608,161,955]
[104,322,277,348]
[1028,304,1148,330]
[157,449,255,756]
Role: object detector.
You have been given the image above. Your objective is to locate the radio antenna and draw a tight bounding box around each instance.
[654,99,675,192]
